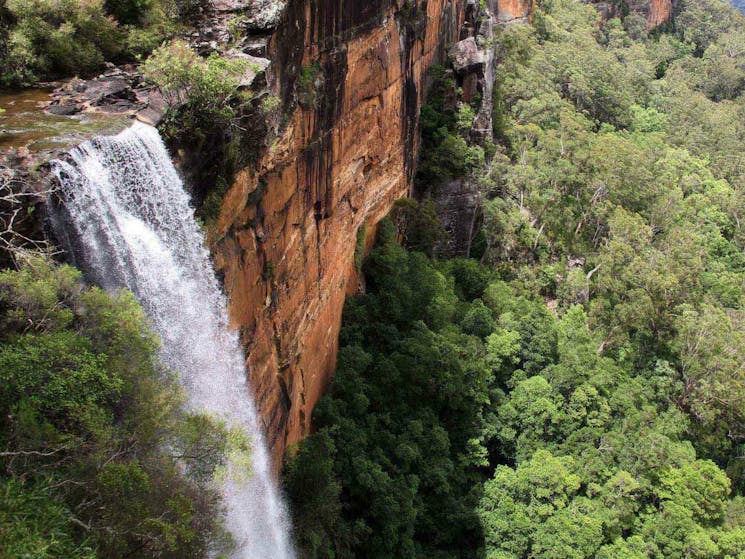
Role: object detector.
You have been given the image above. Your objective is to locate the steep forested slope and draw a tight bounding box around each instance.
[284,0,745,558]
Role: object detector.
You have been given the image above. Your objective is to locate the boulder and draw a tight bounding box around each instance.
[244,0,286,32]
[449,37,485,75]
[47,104,81,116]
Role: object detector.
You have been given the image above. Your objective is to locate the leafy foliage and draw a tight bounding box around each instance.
[416,66,488,193]
[141,39,251,141]
[0,257,233,558]
[284,222,498,558]
[0,0,188,86]
[2,0,123,85]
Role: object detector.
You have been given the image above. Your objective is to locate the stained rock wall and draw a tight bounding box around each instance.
[434,1,502,259]
[494,0,534,23]
[211,0,469,468]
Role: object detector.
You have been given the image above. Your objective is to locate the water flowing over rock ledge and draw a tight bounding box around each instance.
[50,122,295,558]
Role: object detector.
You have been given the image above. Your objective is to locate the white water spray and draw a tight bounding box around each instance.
[51,121,295,559]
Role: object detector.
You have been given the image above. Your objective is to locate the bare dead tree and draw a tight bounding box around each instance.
[0,164,60,268]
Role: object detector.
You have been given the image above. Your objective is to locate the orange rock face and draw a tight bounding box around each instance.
[645,0,673,28]
[494,0,534,23]
[211,0,466,470]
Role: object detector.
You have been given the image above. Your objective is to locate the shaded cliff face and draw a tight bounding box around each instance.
[211,0,466,466]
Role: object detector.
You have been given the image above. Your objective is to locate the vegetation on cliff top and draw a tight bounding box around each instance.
[284,0,745,557]
[141,39,253,143]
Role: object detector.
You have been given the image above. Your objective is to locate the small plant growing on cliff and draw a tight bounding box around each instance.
[455,102,476,134]
[200,176,227,219]
[227,15,245,43]
[354,224,367,272]
[142,40,198,106]
[261,95,281,114]
[297,62,322,109]
[262,260,275,283]
[142,39,249,110]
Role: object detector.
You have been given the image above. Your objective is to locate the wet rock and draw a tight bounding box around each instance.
[91,79,137,106]
[47,104,81,116]
[134,89,166,126]
[232,53,271,88]
[243,38,269,57]
[45,65,149,118]
[213,0,249,11]
[435,178,482,258]
[134,109,159,126]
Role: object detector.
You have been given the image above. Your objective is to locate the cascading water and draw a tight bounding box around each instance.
[50,121,295,559]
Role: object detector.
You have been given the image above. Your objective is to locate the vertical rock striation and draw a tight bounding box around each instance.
[642,0,675,28]
[211,0,468,467]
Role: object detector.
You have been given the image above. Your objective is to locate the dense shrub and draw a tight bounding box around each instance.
[415,70,487,193]
[0,257,233,558]
[2,0,123,84]
[104,0,153,25]
[0,0,184,86]
[141,39,251,139]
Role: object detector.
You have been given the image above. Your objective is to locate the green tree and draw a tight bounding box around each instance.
[0,257,233,558]
[141,39,252,140]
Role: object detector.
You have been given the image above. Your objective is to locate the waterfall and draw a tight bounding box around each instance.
[50,121,295,559]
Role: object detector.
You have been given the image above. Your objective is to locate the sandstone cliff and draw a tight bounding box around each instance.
[210,0,478,467]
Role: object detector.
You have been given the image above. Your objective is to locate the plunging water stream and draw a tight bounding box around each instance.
[51,121,295,559]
